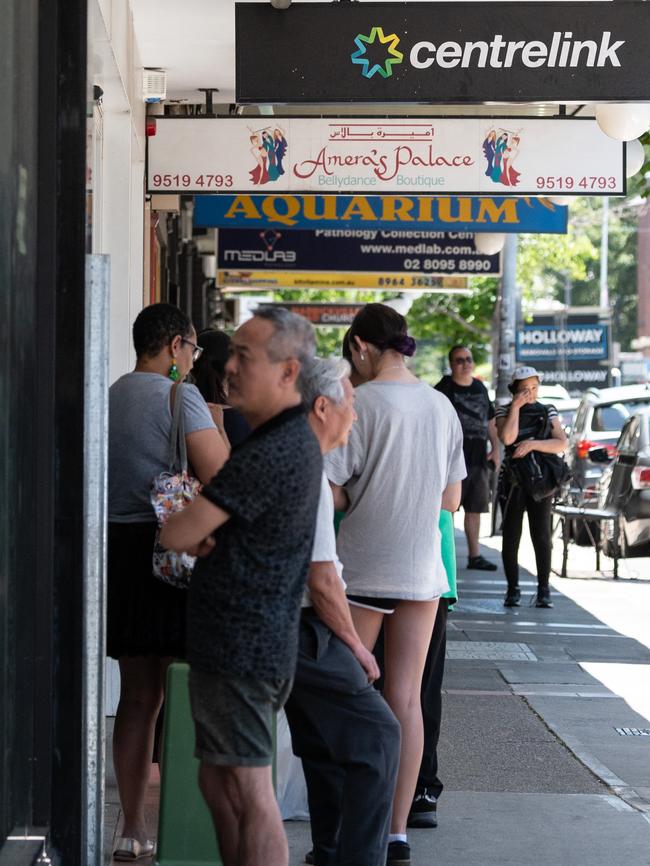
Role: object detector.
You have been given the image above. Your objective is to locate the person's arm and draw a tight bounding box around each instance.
[160,494,230,553]
[329,482,349,512]
[308,561,379,682]
[497,390,530,445]
[207,404,231,451]
[487,417,501,468]
[441,480,462,512]
[185,428,229,485]
[512,417,567,458]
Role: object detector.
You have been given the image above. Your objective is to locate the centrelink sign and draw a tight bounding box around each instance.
[236,1,649,103]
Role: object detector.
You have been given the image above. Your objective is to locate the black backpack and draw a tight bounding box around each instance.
[504,404,569,501]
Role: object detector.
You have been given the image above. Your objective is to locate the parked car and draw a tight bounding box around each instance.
[597,408,650,558]
[565,385,650,545]
[539,396,580,435]
[567,384,650,497]
[538,384,571,403]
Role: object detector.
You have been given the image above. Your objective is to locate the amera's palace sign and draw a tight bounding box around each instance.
[147,117,624,197]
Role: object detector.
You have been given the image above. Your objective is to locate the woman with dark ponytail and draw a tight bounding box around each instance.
[193,329,251,449]
[326,303,466,866]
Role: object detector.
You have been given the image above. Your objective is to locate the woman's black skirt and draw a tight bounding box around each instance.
[107,521,187,659]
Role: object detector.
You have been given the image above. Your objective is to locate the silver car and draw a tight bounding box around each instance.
[598,407,650,558]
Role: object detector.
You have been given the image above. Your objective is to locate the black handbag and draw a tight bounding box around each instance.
[504,405,569,501]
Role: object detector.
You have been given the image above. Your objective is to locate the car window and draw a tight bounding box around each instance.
[573,403,588,438]
[592,403,630,432]
[592,400,650,435]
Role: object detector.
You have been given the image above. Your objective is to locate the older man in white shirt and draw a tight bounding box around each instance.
[285,357,400,866]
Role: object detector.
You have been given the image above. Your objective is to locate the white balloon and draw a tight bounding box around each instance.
[546,196,573,206]
[473,233,506,255]
[626,138,646,178]
[596,103,650,142]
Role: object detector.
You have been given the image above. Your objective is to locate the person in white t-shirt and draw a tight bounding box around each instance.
[285,357,401,866]
[325,304,465,866]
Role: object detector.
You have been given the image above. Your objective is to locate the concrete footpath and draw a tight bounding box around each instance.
[105,516,650,865]
[285,516,650,866]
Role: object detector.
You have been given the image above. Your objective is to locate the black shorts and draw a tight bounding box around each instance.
[461,463,491,513]
[347,595,402,614]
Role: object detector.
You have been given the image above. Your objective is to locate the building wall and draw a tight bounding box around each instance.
[89,0,146,385]
[88,0,148,716]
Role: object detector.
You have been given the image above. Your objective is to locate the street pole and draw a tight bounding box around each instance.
[600,196,609,309]
[496,234,519,403]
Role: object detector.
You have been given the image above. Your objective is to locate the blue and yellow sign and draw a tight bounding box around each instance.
[195,195,567,233]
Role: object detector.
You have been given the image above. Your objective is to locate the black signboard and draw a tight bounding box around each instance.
[236,2,650,104]
[516,310,612,391]
[217,228,500,275]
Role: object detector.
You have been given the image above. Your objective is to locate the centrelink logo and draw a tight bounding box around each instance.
[351,28,625,77]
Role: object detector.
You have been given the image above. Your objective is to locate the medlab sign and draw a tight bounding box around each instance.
[235,2,650,103]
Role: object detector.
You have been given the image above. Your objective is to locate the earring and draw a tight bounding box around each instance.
[168,357,180,381]
[360,352,365,361]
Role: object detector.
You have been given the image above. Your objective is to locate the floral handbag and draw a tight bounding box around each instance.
[150,382,201,588]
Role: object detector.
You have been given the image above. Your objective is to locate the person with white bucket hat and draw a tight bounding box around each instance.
[495,366,567,608]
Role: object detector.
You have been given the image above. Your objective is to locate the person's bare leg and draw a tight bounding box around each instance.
[113,656,168,842]
[198,764,241,865]
[199,764,287,866]
[383,601,439,835]
[465,512,481,559]
[349,605,384,652]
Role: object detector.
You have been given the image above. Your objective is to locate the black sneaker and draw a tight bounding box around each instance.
[535,588,553,608]
[304,851,314,865]
[504,587,521,607]
[467,555,497,571]
[407,789,438,828]
[387,841,411,866]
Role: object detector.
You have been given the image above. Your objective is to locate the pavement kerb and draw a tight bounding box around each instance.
[517,693,650,814]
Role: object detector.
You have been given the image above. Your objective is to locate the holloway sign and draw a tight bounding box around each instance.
[195,195,568,233]
[235,2,650,103]
[217,228,501,275]
[516,310,611,390]
[147,117,624,196]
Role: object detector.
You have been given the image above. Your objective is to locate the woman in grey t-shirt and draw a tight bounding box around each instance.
[108,304,228,861]
[326,305,465,864]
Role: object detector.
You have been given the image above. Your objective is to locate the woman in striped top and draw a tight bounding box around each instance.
[495,367,567,609]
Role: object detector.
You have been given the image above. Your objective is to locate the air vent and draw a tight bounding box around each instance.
[143,68,167,103]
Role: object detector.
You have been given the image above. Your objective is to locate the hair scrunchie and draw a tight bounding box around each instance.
[390,334,417,357]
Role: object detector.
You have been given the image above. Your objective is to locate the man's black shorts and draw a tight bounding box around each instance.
[461,463,491,513]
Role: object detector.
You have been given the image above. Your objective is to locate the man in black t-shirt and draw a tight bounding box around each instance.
[436,344,500,570]
[161,308,322,866]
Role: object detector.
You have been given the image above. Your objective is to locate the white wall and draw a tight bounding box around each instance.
[89,0,147,714]
[90,0,146,386]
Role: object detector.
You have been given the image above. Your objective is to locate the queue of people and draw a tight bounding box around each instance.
[107,302,564,866]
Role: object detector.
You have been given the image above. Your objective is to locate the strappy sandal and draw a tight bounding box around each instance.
[113,837,155,861]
